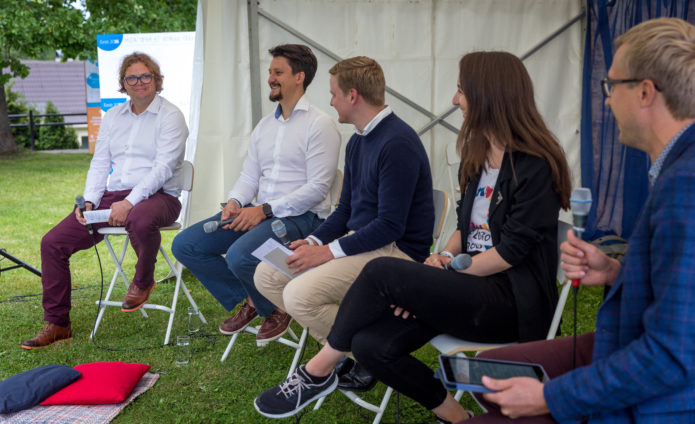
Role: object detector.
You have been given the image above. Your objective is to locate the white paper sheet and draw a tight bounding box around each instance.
[251,238,305,279]
[83,209,111,224]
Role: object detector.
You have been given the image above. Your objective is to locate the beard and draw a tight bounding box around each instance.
[269,85,282,102]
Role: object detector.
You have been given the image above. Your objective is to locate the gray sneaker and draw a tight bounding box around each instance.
[254,365,338,418]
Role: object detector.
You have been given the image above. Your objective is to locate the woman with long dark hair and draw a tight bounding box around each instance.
[254,51,572,423]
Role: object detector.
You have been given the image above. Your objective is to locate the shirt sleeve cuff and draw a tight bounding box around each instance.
[329,240,347,259]
[306,235,322,246]
[227,198,242,208]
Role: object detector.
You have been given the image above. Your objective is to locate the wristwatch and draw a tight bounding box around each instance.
[262,203,274,219]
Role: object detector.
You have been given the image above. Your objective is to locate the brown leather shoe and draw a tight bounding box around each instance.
[219,301,258,335]
[256,309,292,343]
[21,323,72,350]
[121,282,156,312]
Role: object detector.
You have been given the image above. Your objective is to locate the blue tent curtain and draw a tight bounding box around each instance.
[580,0,694,239]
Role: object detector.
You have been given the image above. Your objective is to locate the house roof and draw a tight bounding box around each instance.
[9,60,87,124]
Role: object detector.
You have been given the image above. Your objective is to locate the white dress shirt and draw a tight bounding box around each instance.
[83,95,188,207]
[227,95,341,219]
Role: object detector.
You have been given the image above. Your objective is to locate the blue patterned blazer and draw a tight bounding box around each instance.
[544,124,695,423]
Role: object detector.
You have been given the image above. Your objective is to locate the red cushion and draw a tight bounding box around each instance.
[40,362,150,405]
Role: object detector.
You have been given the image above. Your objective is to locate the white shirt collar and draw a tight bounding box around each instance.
[355,106,392,136]
[274,95,310,121]
[119,94,162,116]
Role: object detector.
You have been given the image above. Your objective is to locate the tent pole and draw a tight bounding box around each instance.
[248,0,262,127]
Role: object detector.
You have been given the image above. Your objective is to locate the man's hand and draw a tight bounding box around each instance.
[74,202,94,226]
[109,200,133,226]
[228,205,266,232]
[424,253,450,269]
[289,239,309,250]
[482,376,549,418]
[286,244,334,273]
[561,229,621,286]
[220,199,242,228]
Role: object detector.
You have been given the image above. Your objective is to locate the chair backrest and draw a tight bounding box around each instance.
[545,219,573,339]
[330,170,343,210]
[432,189,449,252]
[445,142,461,195]
[180,160,194,192]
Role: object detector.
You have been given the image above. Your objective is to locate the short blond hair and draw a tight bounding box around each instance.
[118,52,163,93]
[329,56,385,106]
[616,17,695,119]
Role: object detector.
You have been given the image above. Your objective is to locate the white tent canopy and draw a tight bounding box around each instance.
[189,0,583,240]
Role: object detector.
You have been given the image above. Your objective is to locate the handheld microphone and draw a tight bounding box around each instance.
[203,217,235,233]
[569,187,591,370]
[444,253,473,271]
[569,188,592,287]
[76,195,93,233]
[271,219,291,247]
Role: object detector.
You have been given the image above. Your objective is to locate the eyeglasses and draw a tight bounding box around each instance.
[601,77,661,97]
[124,74,153,86]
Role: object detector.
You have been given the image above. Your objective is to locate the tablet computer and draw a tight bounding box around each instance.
[437,355,549,393]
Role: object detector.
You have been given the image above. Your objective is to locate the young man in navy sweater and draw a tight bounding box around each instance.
[254,56,434,391]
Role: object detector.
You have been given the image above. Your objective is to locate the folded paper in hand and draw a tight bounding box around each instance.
[83,209,111,224]
[251,239,306,279]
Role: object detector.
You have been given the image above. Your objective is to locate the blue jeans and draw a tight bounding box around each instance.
[172,210,322,317]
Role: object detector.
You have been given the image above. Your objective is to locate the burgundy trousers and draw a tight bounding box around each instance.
[464,332,595,424]
[40,190,181,326]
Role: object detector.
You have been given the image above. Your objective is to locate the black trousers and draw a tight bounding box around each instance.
[326,257,519,410]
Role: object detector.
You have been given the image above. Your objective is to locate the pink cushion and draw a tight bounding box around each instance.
[40,362,150,405]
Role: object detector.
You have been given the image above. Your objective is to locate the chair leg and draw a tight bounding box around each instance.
[91,235,150,340]
[220,326,259,362]
[221,333,241,362]
[286,327,308,379]
[342,387,393,424]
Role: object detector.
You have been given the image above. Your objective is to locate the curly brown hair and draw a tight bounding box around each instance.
[117,52,163,94]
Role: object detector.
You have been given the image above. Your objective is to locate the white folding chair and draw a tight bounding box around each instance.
[90,160,207,345]
[313,189,450,424]
[429,220,573,401]
[446,142,461,196]
[220,170,344,380]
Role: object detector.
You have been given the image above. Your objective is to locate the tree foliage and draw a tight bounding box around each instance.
[37,101,78,150]
[0,0,88,154]
[0,0,196,154]
[82,0,197,56]
[5,83,39,148]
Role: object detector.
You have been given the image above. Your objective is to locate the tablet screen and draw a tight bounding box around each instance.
[440,355,547,386]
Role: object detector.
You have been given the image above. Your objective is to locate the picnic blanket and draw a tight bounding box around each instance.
[0,372,159,424]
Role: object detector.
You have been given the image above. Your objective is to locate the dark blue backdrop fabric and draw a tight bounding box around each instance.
[581,0,694,239]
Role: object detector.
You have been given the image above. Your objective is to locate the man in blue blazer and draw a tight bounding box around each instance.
[466,17,695,423]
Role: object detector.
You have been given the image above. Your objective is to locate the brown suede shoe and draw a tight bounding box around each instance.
[219,302,258,335]
[121,282,156,312]
[21,323,72,350]
[256,309,292,343]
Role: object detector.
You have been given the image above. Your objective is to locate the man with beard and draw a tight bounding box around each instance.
[172,44,340,343]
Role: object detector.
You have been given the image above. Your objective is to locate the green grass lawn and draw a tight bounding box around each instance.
[0,152,603,423]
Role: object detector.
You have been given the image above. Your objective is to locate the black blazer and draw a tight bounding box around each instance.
[457,151,561,342]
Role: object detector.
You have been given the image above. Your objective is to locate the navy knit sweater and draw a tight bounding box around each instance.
[311,113,434,262]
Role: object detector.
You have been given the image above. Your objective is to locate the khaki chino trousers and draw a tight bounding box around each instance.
[254,240,412,344]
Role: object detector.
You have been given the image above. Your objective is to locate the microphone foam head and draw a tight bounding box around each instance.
[203,221,218,233]
[271,219,287,237]
[453,254,473,271]
[75,195,86,208]
[570,188,592,216]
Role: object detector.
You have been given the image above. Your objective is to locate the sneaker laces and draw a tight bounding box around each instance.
[277,372,309,401]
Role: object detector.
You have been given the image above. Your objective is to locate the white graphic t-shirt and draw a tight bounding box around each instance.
[466,163,500,253]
